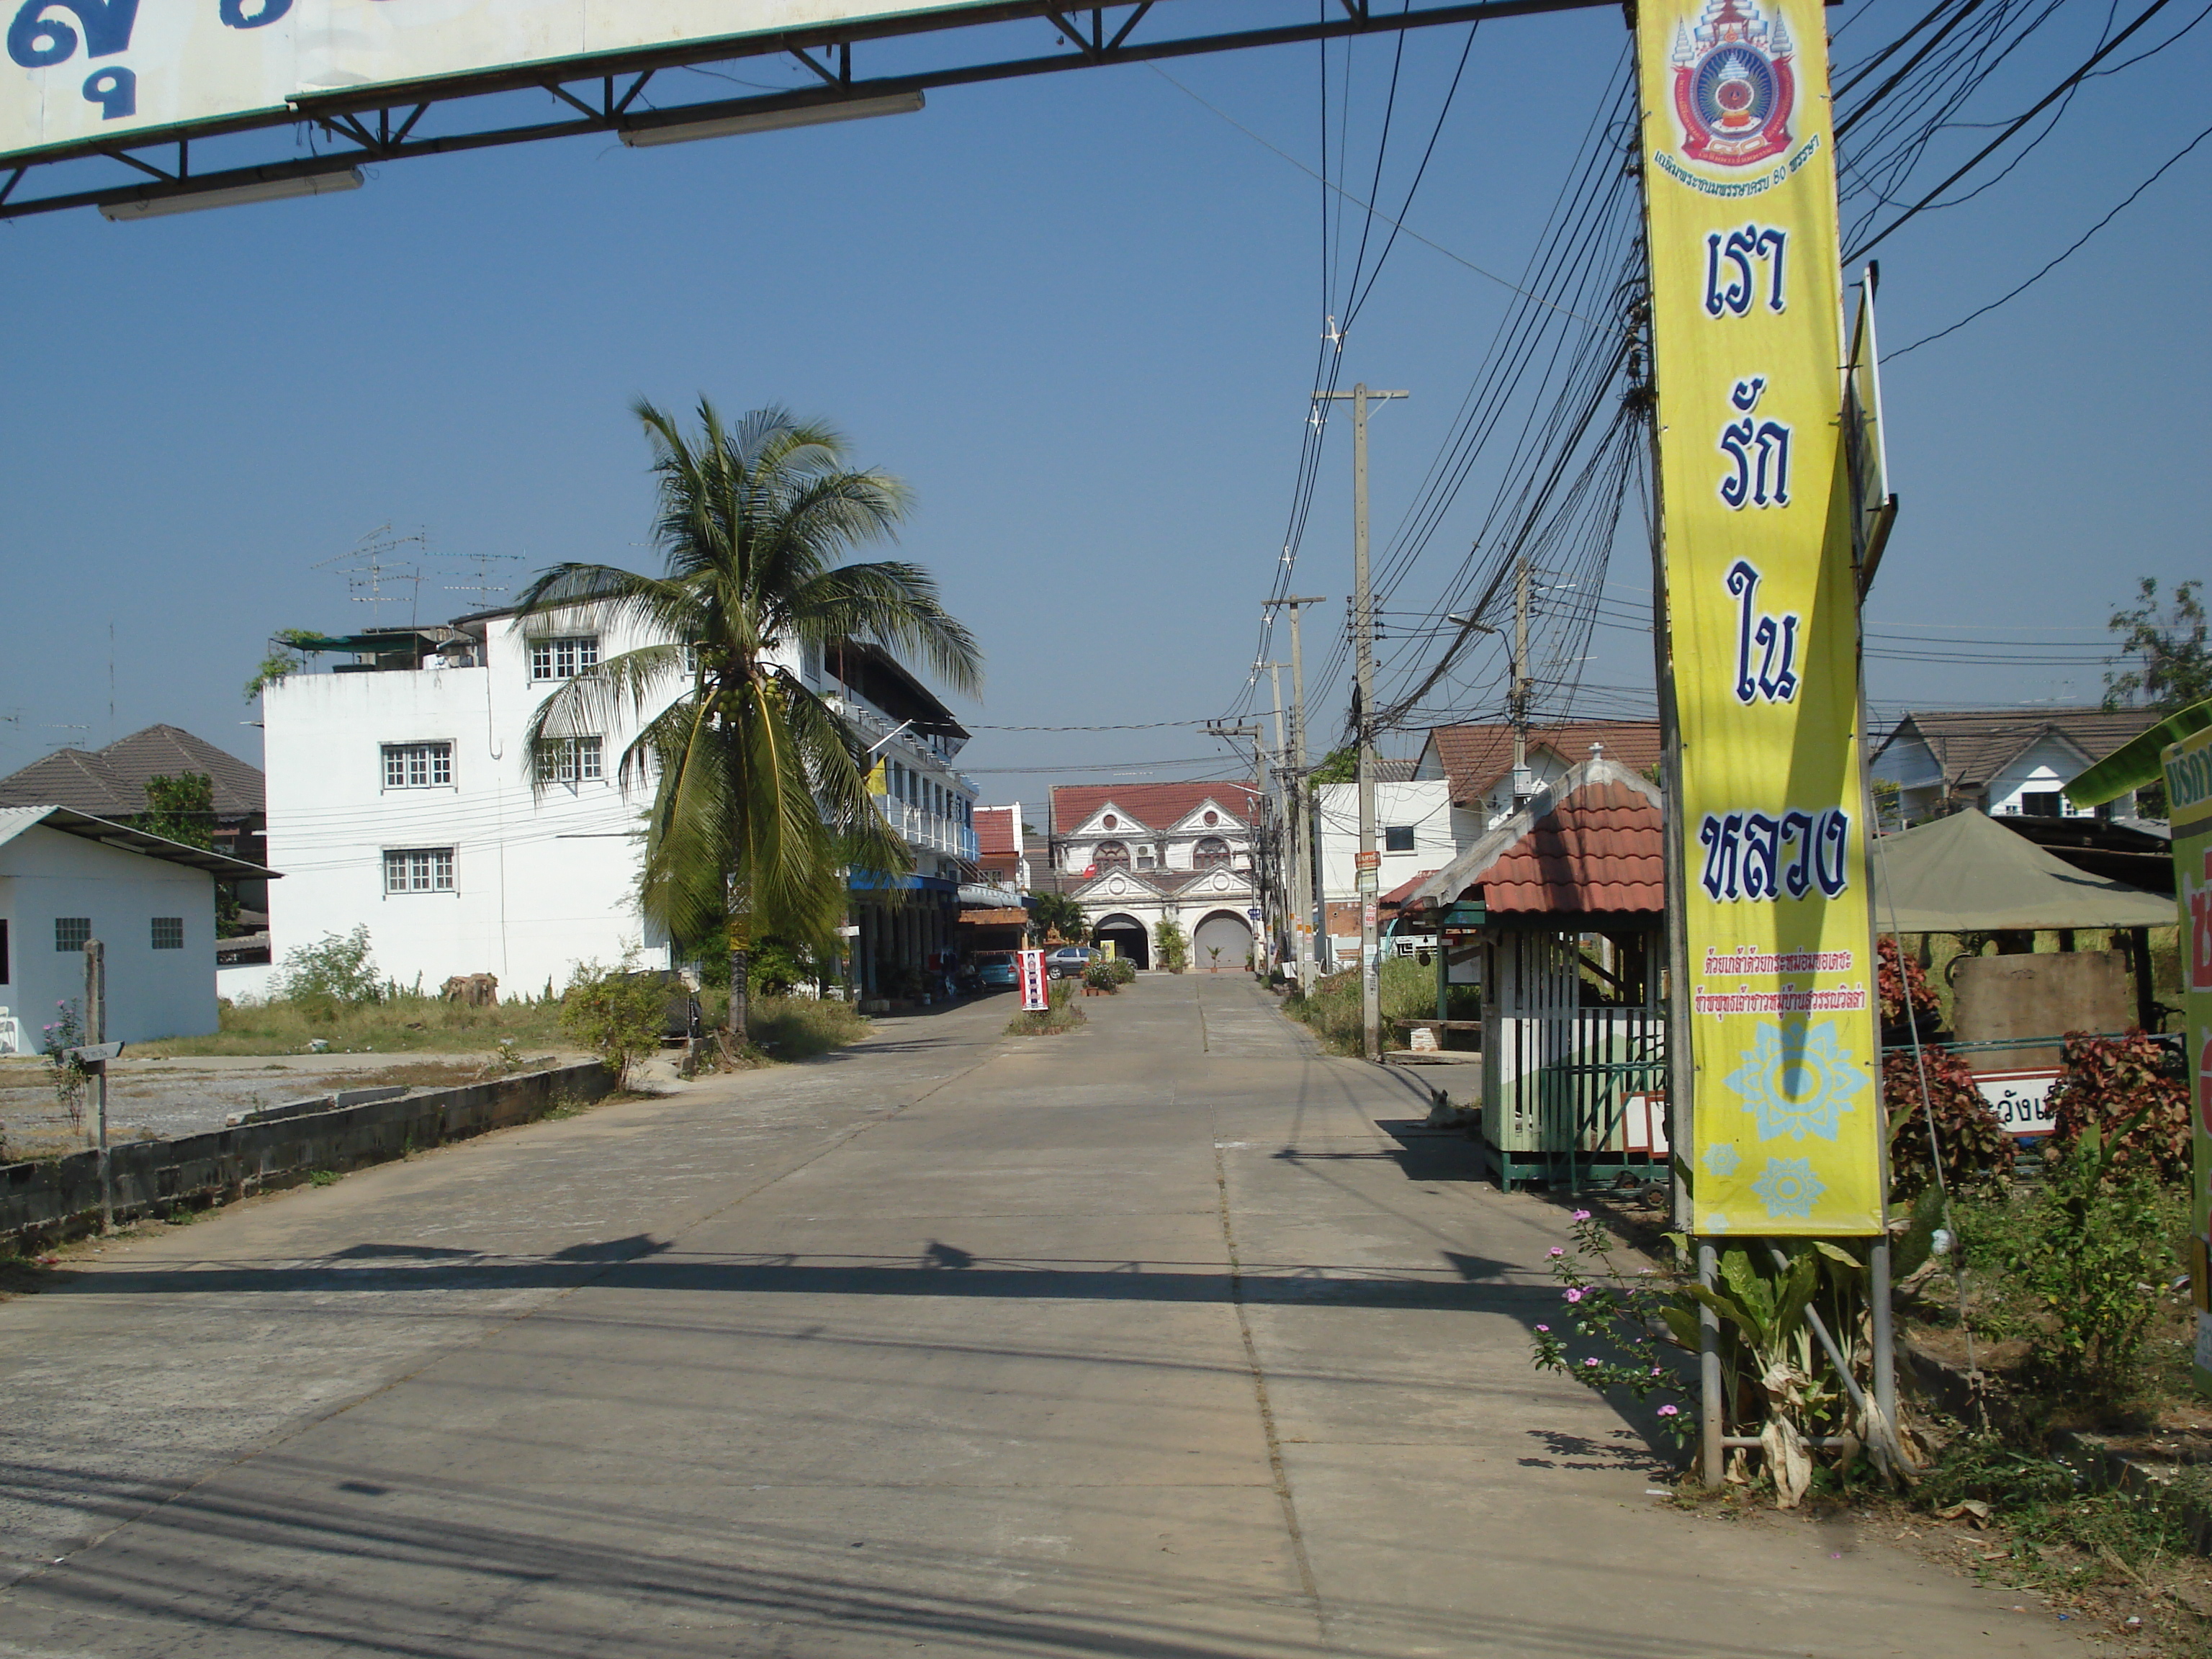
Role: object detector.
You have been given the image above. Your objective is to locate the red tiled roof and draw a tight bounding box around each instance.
[974,805,1020,858]
[1478,781,1663,914]
[1380,871,1439,907]
[1050,781,1258,835]
[1424,721,1660,806]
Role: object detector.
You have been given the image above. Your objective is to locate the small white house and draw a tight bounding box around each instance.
[0,806,269,1054]
[1313,778,1479,967]
[1868,707,2167,827]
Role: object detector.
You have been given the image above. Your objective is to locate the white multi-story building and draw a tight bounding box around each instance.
[261,608,997,1002]
[1313,778,1473,966]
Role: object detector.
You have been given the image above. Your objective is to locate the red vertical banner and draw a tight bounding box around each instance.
[1018,950,1050,1011]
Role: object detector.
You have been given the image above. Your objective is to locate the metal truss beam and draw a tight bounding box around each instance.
[1,0,1614,220]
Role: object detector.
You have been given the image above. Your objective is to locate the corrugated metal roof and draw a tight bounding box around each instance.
[1408,759,1663,915]
[0,805,278,878]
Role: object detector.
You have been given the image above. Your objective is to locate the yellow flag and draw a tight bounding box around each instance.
[1637,0,1883,1234]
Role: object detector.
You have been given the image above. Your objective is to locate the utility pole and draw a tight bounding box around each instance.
[84,939,112,1233]
[1264,595,1326,990]
[1208,719,1266,971]
[1513,553,1532,796]
[1264,662,1291,974]
[1318,384,1406,1061]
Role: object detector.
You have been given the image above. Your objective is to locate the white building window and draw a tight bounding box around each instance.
[1384,825,1416,852]
[536,736,605,784]
[382,741,454,788]
[55,917,90,952]
[385,848,456,894]
[529,636,599,680]
[150,917,184,950]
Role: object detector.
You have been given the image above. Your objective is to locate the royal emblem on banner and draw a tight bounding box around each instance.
[1671,0,1796,168]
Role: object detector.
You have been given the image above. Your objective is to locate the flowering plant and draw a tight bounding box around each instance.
[38,999,89,1128]
[1528,1209,1696,1452]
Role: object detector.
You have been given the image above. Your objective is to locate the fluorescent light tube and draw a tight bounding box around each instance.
[622,91,924,148]
[102,167,364,221]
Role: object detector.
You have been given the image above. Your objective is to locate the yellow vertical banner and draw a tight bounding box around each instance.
[1637,0,1884,1234]
[2166,727,2212,1390]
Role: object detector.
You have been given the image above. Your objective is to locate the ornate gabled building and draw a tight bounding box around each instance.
[1047,781,1262,971]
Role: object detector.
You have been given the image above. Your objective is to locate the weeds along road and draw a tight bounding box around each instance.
[0,976,2084,1657]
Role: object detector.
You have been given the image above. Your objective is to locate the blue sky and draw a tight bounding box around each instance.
[2,0,2206,817]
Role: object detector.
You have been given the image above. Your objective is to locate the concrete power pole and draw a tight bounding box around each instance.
[1264,662,1290,974]
[1265,595,1326,990]
[1319,383,1406,1062]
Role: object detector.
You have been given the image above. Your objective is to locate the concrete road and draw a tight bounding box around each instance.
[0,976,2082,1657]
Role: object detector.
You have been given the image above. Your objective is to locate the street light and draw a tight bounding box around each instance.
[101,166,363,220]
[622,91,925,148]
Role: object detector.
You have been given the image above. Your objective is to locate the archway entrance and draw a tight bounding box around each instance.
[1092,914,1150,969]
[1192,911,1252,974]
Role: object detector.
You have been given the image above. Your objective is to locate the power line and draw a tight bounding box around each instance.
[1886,113,2212,356]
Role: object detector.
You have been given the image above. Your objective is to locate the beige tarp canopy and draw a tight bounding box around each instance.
[1870,809,2174,933]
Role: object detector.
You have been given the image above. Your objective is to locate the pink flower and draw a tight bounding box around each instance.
[1534,1324,1550,1333]
[1583,1357,1600,1367]
[1571,1209,1592,1222]
[1547,1246,1565,1258]
[1658,1404,1680,1417]
[1564,1288,1584,1303]
[1651,1366,1663,1375]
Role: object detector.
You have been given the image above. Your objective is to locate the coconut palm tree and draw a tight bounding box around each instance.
[517,398,982,1043]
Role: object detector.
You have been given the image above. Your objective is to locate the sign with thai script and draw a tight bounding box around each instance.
[1017,948,1049,1012]
[0,0,982,163]
[2167,723,2212,1392]
[1638,0,1883,1234]
[1971,1068,2059,1138]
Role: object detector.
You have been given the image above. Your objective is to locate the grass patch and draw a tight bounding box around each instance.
[139,992,571,1058]
[745,994,871,1060]
[1282,958,1460,1056]
[1005,979,1085,1037]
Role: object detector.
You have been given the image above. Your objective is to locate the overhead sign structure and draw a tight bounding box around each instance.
[1017,948,1049,1012]
[0,0,963,161]
[2168,725,2212,1390]
[1637,0,1882,1235]
[0,0,1624,219]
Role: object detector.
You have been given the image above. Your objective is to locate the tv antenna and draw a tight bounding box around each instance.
[442,551,522,613]
[315,524,426,616]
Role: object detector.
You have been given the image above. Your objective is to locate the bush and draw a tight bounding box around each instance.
[1876,935,1939,1036]
[559,959,667,1087]
[1282,957,1437,1056]
[1154,919,1189,974]
[275,926,382,1018]
[1006,976,1085,1036]
[2045,1030,2190,1182]
[1995,1124,2182,1398]
[747,936,814,998]
[1883,1045,2012,1199]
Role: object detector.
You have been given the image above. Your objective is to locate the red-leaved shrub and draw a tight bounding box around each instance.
[2045,1031,2189,1182]
[1884,1045,2012,1197]
[1877,935,1940,1030]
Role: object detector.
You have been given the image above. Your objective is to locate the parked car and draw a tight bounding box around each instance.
[1046,945,1097,979]
[975,951,1018,989]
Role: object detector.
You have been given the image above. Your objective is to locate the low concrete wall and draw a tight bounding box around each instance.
[0,1061,613,1250]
